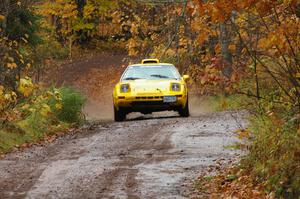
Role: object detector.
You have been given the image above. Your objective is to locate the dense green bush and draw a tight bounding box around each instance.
[54,87,85,124]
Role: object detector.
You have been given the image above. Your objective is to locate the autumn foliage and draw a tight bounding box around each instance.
[188,0,300,197]
[0,0,299,197]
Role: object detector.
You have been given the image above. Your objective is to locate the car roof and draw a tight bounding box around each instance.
[141,58,160,64]
[128,63,175,67]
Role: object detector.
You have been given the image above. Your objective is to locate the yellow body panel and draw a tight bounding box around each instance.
[112,61,189,119]
[113,79,188,109]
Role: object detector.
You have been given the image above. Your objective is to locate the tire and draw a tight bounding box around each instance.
[178,98,190,117]
[114,106,126,122]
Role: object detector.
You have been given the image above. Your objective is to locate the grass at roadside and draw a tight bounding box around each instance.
[0,122,68,153]
[207,94,252,112]
[0,87,85,154]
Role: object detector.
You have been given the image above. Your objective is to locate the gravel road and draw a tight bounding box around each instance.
[0,111,246,199]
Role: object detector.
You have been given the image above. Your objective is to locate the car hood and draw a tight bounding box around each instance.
[125,79,180,94]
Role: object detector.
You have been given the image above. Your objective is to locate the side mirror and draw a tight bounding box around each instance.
[183,75,189,81]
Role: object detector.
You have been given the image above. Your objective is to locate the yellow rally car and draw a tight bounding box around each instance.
[113,59,190,121]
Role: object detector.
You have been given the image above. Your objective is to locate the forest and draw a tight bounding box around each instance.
[0,0,299,198]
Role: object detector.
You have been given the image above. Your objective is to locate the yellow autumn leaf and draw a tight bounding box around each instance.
[0,15,5,21]
[229,44,236,52]
[40,104,51,117]
[4,92,17,102]
[17,78,34,97]
[215,43,221,54]
[21,104,30,110]
[0,85,4,96]
[7,62,17,69]
[45,91,53,97]
[10,92,17,101]
[55,103,63,110]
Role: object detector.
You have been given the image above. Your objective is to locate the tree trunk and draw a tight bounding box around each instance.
[76,0,86,18]
[219,23,233,78]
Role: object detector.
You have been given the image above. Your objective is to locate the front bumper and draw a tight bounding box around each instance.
[113,94,187,113]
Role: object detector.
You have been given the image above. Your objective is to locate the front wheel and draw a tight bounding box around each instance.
[178,99,190,117]
[114,106,126,122]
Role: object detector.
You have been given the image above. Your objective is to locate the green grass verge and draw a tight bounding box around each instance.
[0,120,69,154]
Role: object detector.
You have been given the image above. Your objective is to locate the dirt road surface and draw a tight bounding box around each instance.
[0,111,246,199]
[0,53,247,198]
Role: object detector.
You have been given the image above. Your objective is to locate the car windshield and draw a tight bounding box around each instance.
[122,65,181,81]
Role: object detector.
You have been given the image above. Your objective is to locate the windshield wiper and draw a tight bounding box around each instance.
[123,77,142,80]
[150,74,170,79]
[150,74,177,79]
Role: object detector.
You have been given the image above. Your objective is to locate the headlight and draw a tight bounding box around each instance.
[171,83,181,91]
[120,84,130,93]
